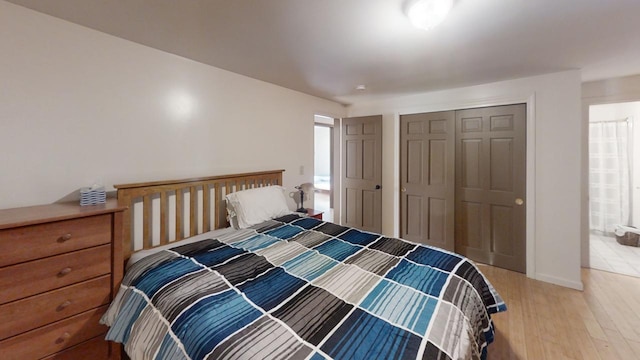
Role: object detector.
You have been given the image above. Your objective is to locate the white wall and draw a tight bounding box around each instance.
[582,75,640,267]
[347,70,583,290]
[0,1,345,210]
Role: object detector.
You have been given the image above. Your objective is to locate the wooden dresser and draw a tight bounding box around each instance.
[0,200,125,360]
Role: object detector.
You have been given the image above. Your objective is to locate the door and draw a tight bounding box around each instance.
[342,115,382,233]
[400,111,455,251]
[455,104,526,273]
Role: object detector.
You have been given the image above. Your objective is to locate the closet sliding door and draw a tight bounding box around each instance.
[399,112,455,251]
[455,104,526,273]
[400,104,526,273]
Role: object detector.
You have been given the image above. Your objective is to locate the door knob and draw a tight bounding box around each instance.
[375,185,381,190]
[515,198,524,206]
[401,187,407,192]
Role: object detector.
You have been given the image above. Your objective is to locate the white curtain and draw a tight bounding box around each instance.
[589,119,631,233]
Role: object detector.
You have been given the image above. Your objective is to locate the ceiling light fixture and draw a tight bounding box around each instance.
[356,85,367,90]
[407,0,453,31]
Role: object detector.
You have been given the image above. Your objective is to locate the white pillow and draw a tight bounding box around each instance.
[225,186,291,229]
[225,199,240,229]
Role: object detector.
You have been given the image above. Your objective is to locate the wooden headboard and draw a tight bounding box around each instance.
[114,169,284,262]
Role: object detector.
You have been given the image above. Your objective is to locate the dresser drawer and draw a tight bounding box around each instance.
[0,245,111,305]
[0,275,111,340]
[0,214,111,267]
[0,305,108,360]
[41,335,111,360]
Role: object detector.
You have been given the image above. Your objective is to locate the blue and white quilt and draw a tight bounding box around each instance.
[102,214,506,360]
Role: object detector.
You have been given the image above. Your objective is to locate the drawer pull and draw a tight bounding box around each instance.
[59,233,72,242]
[58,267,73,276]
[57,300,72,311]
[55,332,71,344]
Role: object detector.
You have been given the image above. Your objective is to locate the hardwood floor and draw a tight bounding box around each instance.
[482,265,640,360]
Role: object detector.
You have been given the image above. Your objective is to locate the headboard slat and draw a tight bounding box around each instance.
[160,191,168,245]
[142,195,152,249]
[115,170,284,263]
[175,189,184,242]
[189,186,197,237]
[203,185,211,233]
[215,183,223,230]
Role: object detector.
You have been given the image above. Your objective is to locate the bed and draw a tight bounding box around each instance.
[102,170,506,360]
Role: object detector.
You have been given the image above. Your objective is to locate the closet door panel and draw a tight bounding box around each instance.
[400,112,454,251]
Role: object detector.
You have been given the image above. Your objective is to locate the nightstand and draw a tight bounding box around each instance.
[305,208,324,220]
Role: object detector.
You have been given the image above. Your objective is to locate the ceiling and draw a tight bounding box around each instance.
[8,0,640,105]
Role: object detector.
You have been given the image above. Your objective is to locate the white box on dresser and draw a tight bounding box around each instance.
[0,200,125,360]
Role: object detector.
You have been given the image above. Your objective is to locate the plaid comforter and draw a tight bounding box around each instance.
[102,214,506,360]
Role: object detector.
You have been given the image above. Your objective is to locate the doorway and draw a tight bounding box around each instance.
[314,116,334,221]
[588,101,640,278]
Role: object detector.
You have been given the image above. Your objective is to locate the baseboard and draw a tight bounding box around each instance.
[535,273,584,291]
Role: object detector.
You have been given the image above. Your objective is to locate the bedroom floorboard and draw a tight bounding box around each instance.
[481,265,640,360]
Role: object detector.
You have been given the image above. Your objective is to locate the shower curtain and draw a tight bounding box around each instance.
[589,119,631,234]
